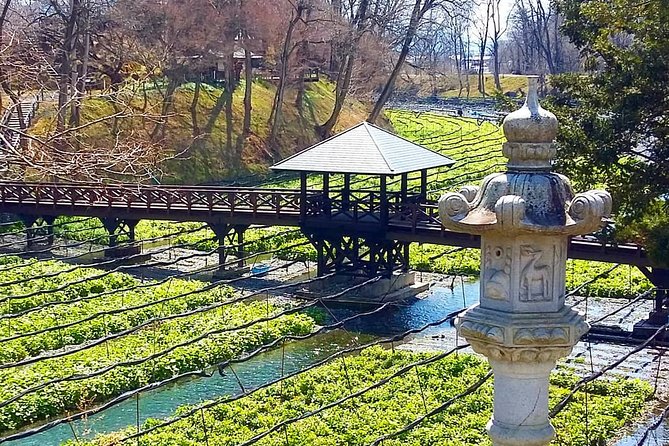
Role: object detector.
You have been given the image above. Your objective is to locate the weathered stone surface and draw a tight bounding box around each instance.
[439,76,611,446]
[501,76,558,146]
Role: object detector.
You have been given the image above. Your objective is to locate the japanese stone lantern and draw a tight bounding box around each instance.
[438,76,611,446]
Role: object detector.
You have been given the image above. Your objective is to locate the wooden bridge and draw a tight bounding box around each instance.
[0,180,650,268]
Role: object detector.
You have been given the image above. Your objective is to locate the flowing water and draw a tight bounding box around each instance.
[8,280,481,446]
[615,417,669,446]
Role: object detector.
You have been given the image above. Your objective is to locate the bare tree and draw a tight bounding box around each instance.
[268,0,310,154]
[488,0,509,90]
[317,0,371,138]
[503,0,579,75]
[474,0,491,96]
[368,0,453,123]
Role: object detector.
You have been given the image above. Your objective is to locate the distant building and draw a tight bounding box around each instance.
[464,56,492,74]
[448,55,492,74]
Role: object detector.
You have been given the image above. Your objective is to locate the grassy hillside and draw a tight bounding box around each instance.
[31,80,371,183]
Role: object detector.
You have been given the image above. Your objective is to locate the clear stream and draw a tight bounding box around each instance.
[8,280,481,446]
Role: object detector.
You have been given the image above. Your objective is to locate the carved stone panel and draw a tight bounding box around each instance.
[518,245,552,302]
[483,244,512,301]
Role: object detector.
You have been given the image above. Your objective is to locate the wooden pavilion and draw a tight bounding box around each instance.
[271,121,455,277]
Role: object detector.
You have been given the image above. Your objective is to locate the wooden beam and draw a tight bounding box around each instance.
[343,173,351,213]
[401,173,408,202]
[323,173,330,217]
[299,172,307,219]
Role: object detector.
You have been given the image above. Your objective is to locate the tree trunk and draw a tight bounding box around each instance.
[491,0,502,91]
[190,80,201,138]
[295,7,312,112]
[150,77,178,142]
[243,48,253,135]
[316,53,353,138]
[477,2,491,97]
[0,0,13,112]
[318,0,370,136]
[234,47,253,156]
[368,0,423,123]
[295,45,307,111]
[57,0,79,134]
[70,0,91,132]
[224,52,235,163]
[492,38,501,90]
[329,0,342,74]
[465,35,471,98]
[455,32,463,97]
[268,6,304,156]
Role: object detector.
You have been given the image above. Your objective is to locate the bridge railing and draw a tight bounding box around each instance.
[0,181,449,228]
[387,198,442,231]
[0,182,309,216]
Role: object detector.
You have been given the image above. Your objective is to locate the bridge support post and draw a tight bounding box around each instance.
[102,218,142,258]
[302,230,422,303]
[304,231,409,278]
[633,267,669,340]
[440,77,611,446]
[211,224,250,278]
[21,215,56,249]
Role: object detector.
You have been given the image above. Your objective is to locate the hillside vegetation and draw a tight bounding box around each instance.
[31,80,371,184]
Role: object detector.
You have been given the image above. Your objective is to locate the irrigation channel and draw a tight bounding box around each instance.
[6,274,481,446]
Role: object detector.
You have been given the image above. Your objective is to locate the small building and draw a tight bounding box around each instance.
[209,49,264,84]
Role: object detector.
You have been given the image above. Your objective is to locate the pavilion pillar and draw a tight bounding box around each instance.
[342,174,351,213]
[632,266,669,340]
[440,77,611,446]
[400,173,408,202]
[299,172,308,221]
[379,175,388,225]
[420,169,428,201]
[322,173,330,217]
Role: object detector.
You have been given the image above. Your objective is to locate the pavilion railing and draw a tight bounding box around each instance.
[305,191,406,223]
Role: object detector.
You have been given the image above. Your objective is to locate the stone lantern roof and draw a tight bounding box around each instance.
[438,76,611,237]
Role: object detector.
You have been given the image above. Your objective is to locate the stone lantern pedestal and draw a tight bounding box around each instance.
[439,76,612,446]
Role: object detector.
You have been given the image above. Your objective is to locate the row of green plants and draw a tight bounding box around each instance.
[0,288,314,433]
[0,258,136,314]
[74,346,652,446]
[0,264,236,363]
[411,244,652,298]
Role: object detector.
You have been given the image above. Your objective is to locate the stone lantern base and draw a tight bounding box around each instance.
[457,305,589,363]
[456,305,589,446]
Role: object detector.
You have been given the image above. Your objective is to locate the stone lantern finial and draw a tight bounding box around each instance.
[438,76,612,446]
[502,76,558,170]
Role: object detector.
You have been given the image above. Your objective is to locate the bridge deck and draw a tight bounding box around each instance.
[0,181,650,267]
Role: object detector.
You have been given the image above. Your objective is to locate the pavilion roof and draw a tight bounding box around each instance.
[270,122,456,175]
